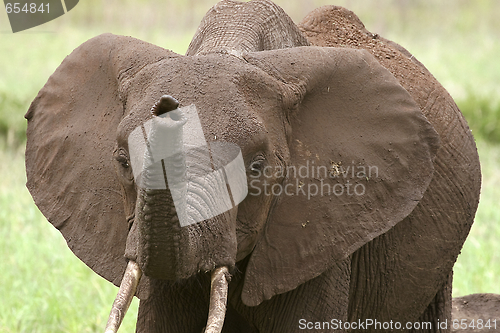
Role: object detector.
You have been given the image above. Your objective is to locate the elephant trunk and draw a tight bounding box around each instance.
[122,96,241,331]
[132,101,190,279]
[128,98,238,280]
[136,186,183,279]
[135,183,237,279]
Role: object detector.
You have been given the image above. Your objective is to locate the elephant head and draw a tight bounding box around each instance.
[25,17,440,332]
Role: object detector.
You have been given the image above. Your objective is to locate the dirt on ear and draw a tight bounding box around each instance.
[298,3,479,180]
[298,5,434,122]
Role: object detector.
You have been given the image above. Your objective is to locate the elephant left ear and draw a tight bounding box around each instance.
[241,46,440,306]
[24,33,177,295]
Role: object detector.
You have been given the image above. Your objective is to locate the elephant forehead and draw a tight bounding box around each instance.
[117,55,274,151]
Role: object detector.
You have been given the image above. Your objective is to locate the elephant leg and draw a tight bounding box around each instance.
[410,272,453,333]
[231,258,351,333]
[136,277,211,333]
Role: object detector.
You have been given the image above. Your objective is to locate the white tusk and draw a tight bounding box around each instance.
[104,260,142,333]
[204,266,230,333]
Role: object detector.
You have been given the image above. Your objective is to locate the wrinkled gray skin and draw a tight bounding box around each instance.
[25,0,481,332]
[130,1,479,330]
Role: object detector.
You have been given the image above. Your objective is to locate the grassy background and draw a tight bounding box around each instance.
[0,0,499,332]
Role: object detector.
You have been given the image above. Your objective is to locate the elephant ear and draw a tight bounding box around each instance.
[241,46,440,306]
[25,33,177,294]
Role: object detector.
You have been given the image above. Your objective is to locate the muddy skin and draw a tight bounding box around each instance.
[25,1,480,332]
[298,5,480,328]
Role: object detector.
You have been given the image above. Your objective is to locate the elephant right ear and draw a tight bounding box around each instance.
[25,33,178,295]
[241,46,440,306]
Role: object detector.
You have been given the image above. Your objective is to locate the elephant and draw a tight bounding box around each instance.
[25,0,481,332]
[451,294,500,333]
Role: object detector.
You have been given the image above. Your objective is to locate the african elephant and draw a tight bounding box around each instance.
[25,1,480,332]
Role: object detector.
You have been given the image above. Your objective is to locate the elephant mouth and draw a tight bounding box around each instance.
[105,261,231,333]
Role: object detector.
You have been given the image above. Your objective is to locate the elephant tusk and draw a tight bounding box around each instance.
[104,260,142,333]
[204,266,230,333]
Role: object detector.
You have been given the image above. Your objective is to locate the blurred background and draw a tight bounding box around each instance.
[1,0,499,331]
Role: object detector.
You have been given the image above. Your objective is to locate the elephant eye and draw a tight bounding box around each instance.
[249,157,265,176]
[115,149,130,169]
[116,155,129,168]
[114,148,134,183]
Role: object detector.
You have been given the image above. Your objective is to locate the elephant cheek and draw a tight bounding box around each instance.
[134,187,238,280]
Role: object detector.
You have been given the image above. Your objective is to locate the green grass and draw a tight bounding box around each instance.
[0,91,26,147]
[393,31,500,143]
[457,94,500,143]
[453,140,500,296]
[0,146,139,332]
